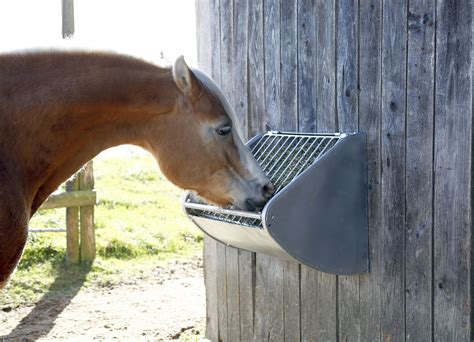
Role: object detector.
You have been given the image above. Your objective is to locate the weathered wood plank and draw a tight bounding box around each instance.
[283,261,300,342]
[216,242,228,341]
[203,236,219,340]
[316,0,336,131]
[381,0,407,339]
[358,0,382,340]
[336,1,360,340]
[280,1,300,341]
[247,3,266,341]
[219,0,241,340]
[302,1,338,341]
[297,3,320,338]
[301,267,317,341]
[210,1,228,340]
[238,250,254,341]
[211,1,227,339]
[314,272,337,341]
[232,1,255,340]
[232,0,248,137]
[280,0,298,132]
[196,1,220,339]
[195,0,212,73]
[225,247,240,341]
[79,161,95,262]
[255,1,285,340]
[267,258,284,341]
[40,190,96,210]
[336,0,358,132]
[219,0,234,103]
[248,0,265,136]
[434,0,472,340]
[297,0,317,133]
[209,0,222,83]
[254,253,269,342]
[405,0,435,341]
[65,175,80,264]
[263,0,281,131]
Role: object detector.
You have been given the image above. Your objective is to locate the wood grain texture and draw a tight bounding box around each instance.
[65,175,79,264]
[280,2,300,341]
[310,1,338,341]
[280,0,298,132]
[40,190,96,210]
[254,253,269,342]
[247,2,266,341]
[203,237,219,341]
[225,247,241,341]
[316,0,336,131]
[405,0,435,341]
[283,261,300,342]
[381,0,407,339]
[195,0,212,74]
[219,1,241,340]
[248,0,265,136]
[196,1,219,340]
[263,0,281,131]
[336,0,358,133]
[336,1,360,341]
[434,0,472,340]
[297,0,317,133]
[248,1,269,341]
[297,4,322,338]
[216,242,228,341]
[255,1,285,339]
[195,0,474,340]
[208,0,225,340]
[300,267,317,340]
[79,161,95,262]
[232,1,255,340]
[238,250,254,342]
[358,0,382,340]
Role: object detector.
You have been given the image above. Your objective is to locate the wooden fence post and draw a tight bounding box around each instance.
[35,162,96,264]
[79,161,95,262]
[65,175,80,264]
[61,0,74,38]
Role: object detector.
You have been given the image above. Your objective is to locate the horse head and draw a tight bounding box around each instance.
[145,57,274,211]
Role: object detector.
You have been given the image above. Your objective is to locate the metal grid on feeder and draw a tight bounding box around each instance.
[187,132,340,228]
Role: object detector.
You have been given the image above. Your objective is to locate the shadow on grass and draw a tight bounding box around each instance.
[0,260,92,341]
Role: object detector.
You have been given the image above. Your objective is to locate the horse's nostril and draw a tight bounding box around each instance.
[262,182,275,198]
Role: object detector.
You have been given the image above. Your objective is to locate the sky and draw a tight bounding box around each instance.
[0,0,197,67]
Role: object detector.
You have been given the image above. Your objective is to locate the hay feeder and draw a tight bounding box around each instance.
[183,131,369,275]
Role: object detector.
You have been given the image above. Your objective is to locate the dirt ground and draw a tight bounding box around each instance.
[0,258,206,341]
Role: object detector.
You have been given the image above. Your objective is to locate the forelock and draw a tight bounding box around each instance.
[192,69,244,138]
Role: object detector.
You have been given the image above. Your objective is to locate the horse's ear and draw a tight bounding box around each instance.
[172,56,201,100]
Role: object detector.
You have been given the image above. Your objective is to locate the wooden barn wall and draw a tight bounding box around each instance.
[195,0,473,340]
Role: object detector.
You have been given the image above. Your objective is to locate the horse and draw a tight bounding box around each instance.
[0,51,274,288]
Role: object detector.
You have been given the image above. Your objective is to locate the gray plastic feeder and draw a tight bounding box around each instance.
[183,131,369,275]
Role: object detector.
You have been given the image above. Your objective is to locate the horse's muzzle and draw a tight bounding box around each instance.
[243,181,275,212]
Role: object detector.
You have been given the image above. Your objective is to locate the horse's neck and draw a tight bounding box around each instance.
[0,52,178,213]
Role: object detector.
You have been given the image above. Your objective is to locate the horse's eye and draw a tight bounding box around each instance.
[217,125,232,136]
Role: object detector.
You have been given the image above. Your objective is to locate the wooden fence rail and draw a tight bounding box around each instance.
[31,161,96,264]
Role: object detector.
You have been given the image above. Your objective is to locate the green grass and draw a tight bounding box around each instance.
[0,147,203,306]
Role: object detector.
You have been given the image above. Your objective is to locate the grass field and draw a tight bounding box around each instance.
[0,147,203,306]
